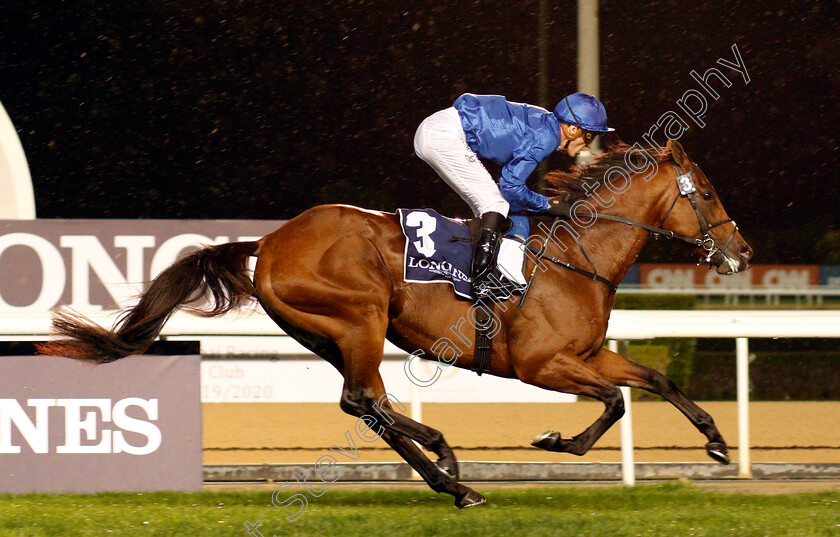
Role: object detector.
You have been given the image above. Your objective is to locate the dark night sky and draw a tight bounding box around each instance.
[0,1,837,262]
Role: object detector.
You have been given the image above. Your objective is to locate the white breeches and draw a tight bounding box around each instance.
[413,107,509,218]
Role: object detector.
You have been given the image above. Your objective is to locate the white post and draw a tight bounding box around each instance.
[610,340,635,486]
[736,337,752,478]
[411,379,422,424]
[619,386,635,486]
[577,0,601,154]
[537,0,549,109]
[410,378,423,478]
[536,0,550,190]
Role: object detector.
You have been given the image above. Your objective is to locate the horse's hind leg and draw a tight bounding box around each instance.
[521,353,625,456]
[380,424,485,508]
[261,299,465,480]
[363,397,460,481]
[586,347,730,464]
[261,300,482,506]
[340,361,484,508]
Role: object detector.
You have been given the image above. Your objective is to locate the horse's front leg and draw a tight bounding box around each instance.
[518,351,625,456]
[585,346,730,464]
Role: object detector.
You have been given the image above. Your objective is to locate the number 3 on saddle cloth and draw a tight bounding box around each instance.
[398,208,529,301]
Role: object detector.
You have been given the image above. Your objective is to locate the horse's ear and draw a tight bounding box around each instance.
[667,139,688,166]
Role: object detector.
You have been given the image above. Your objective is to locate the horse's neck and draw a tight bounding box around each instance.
[566,178,672,287]
[577,215,650,287]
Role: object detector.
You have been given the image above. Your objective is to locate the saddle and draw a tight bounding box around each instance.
[398,209,527,376]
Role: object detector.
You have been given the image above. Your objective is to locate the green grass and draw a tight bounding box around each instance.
[0,483,837,536]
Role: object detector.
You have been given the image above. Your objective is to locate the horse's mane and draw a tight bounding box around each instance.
[542,142,673,202]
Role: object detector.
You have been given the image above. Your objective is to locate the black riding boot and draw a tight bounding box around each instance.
[471,211,505,298]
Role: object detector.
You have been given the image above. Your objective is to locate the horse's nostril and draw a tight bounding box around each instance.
[740,246,753,261]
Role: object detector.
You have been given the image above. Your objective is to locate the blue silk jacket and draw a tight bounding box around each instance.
[453,93,559,213]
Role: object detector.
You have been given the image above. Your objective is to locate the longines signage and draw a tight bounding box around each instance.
[0,343,201,493]
[0,219,282,311]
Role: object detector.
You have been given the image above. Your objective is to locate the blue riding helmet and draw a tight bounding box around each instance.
[554,92,615,133]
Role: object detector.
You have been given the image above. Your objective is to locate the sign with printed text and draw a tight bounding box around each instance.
[200,358,576,403]
[0,344,201,493]
[638,264,820,288]
[0,219,283,311]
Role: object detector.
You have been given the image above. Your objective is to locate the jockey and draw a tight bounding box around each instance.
[414,92,614,298]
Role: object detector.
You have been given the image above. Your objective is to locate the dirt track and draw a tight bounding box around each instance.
[203,401,839,465]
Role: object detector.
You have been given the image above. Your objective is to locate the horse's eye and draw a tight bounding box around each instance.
[702,191,714,201]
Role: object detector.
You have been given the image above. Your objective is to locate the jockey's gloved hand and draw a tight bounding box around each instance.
[545,197,571,217]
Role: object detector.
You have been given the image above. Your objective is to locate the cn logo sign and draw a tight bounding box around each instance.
[761,269,811,288]
[644,267,696,288]
[0,398,161,455]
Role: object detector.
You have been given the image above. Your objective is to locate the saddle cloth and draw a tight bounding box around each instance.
[397,208,527,300]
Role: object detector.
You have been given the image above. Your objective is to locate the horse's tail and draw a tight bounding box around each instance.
[36,241,261,363]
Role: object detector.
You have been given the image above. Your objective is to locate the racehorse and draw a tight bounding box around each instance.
[38,140,752,507]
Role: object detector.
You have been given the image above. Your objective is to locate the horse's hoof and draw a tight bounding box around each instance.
[455,489,486,509]
[531,430,560,450]
[706,442,730,464]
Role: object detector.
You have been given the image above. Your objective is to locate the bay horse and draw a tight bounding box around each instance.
[39,140,752,507]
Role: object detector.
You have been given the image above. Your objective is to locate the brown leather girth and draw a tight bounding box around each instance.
[470,300,495,375]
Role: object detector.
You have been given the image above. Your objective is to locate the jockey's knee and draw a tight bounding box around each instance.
[478,199,510,219]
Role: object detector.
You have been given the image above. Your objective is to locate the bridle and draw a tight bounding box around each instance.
[520,162,740,305]
[656,163,739,267]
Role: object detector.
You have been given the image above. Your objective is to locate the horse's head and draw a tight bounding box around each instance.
[659,140,752,274]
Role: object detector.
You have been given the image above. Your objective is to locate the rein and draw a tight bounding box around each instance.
[519,163,739,306]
